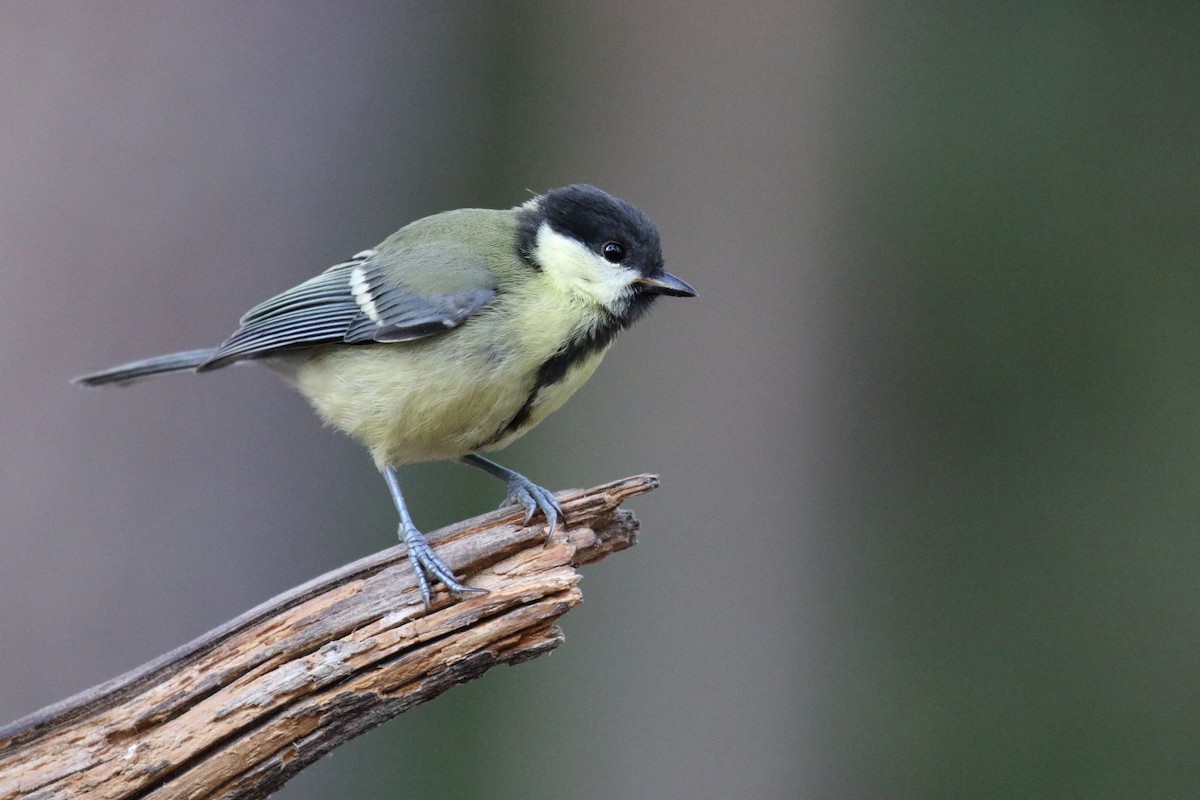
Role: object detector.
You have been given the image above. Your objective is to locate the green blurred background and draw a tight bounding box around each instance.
[3,3,1200,798]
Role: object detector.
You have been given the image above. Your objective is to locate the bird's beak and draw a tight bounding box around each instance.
[636,271,697,297]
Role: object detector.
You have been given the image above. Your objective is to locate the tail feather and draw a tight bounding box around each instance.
[73,348,218,387]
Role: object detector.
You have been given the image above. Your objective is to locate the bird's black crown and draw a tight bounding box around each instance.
[518,184,664,276]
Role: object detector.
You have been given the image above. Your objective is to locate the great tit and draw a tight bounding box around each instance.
[76,184,695,606]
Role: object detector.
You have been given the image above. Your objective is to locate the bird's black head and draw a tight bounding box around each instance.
[530,184,663,277]
[517,185,695,313]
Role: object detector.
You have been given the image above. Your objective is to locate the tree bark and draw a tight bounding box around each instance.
[0,474,657,800]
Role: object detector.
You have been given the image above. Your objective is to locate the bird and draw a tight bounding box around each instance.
[75,184,696,607]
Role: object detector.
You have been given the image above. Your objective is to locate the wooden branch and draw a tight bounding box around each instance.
[0,474,657,800]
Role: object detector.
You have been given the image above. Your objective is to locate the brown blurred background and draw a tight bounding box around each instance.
[3,3,1200,798]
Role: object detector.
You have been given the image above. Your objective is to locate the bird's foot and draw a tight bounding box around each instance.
[400,523,487,609]
[501,473,565,541]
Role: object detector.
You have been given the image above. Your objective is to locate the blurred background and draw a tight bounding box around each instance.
[2,3,1199,798]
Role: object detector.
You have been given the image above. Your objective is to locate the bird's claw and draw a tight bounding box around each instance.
[401,524,487,609]
[501,475,565,541]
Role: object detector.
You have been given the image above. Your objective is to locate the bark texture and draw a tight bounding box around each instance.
[0,474,657,800]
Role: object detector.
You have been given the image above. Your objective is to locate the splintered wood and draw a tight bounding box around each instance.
[0,474,656,800]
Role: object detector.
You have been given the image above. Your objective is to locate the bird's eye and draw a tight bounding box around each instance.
[602,241,627,263]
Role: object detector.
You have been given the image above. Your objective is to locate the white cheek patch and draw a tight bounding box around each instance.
[533,223,637,307]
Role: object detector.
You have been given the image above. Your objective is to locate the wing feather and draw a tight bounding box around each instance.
[198,249,495,371]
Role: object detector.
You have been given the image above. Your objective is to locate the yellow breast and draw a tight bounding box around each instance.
[291,274,612,469]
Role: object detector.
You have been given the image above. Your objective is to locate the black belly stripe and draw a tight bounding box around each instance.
[482,390,538,447]
[474,310,638,450]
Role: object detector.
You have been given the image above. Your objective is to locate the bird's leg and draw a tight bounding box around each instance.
[460,454,565,541]
[384,464,485,608]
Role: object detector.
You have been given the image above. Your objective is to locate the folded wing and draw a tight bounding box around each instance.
[199,250,495,371]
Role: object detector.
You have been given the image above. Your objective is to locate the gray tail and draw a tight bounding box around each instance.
[73,348,218,387]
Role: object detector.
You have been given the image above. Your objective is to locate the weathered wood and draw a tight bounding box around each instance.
[0,474,657,800]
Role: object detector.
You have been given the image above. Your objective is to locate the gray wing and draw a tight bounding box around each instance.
[198,250,495,371]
